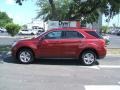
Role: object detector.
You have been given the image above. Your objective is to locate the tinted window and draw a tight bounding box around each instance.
[45,31,62,39]
[86,31,102,38]
[63,31,84,38]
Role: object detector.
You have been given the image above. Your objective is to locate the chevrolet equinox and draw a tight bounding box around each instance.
[12,27,106,66]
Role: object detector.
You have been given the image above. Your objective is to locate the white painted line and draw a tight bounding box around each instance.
[85,85,120,90]
[88,66,100,70]
[87,65,120,70]
[99,65,120,69]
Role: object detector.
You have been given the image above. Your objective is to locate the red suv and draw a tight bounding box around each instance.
[11,28,106,65]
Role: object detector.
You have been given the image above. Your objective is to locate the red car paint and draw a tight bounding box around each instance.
[12,27,106,60]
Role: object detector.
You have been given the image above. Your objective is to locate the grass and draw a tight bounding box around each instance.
[0,45,11,52]
[107,48,120,55]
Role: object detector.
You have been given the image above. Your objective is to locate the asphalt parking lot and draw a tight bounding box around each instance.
[0,33,120,90]
[0,33,35,45]
[0,54,120,90]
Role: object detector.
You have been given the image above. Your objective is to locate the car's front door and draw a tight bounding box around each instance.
[39,31,62,58]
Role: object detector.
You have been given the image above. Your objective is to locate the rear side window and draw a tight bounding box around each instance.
[63,31,84,38]
[85,31,102,38]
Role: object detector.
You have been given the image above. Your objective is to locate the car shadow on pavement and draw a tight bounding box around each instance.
[3,56,19,64]
[3,56,99,66]
[35,59,99,66]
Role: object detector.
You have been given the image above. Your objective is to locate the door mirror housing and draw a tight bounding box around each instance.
[40,36,45,41]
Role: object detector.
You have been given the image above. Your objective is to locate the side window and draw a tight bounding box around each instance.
[45,31,62,39]
[63,31,84,38]
[85,31,102,38]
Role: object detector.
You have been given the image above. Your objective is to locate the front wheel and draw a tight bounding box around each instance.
[18,49,34,64]
[81,51,96,66]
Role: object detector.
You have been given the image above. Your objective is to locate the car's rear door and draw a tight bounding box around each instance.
[60,30,84,58]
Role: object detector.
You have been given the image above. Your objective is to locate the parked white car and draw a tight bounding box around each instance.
[0,27,6,33]
[19,29,38,35]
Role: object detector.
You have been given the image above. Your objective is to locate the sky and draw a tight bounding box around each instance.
[102,14,120,27]
[0,0,120,27]
[0,0,38,25]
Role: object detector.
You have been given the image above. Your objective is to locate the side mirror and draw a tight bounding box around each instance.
[40,36,45,41]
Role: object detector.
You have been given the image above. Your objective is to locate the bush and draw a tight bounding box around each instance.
[5,23,21,36]
[101,26,109,34]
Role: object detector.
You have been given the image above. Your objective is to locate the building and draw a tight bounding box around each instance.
[27,19,44,30]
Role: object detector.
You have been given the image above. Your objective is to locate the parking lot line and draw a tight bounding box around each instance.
[99,65,120,69]
[118,82,120,84]
[85,85,120,90]
[88,66,100,70]
[87,65,120,70]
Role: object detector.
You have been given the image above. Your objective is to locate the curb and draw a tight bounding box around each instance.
[107,54,120,57]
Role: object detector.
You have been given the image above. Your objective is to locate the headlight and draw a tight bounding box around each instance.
[12,41,17,47]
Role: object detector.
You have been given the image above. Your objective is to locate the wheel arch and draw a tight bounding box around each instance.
[80,48,99,59]
[16,46,35,59]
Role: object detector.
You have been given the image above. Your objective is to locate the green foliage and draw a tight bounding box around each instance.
[22,24,27,29]
[0,11,13,27]
[5,23,21,36]
[101,26,109,34]
[16,0,120,24]
[36,0,71,21]
[16,0,24,5]
[68,0,120,23]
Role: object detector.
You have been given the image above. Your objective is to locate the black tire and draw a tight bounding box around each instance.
[17,49,34,64]
[80,50,96,66]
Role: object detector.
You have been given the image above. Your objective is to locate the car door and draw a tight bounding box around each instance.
[39,31,63,58]
[60,30,84,58]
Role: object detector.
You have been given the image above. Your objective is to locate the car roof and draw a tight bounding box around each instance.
[50,27,96,32]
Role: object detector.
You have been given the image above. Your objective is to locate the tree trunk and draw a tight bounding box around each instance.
[48,0,57,20]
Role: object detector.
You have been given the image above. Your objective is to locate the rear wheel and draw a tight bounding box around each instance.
[80,51,96,66]
[18,49,34,64]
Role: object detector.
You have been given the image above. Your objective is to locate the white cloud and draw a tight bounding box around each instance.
[6,0,15,5]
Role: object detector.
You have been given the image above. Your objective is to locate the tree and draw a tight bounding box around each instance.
[15,0,120,24]
[36,0,120,24]
[101,26,109,34]
[22,24,27,30]
[36,0,71,21]
[16,0,57,20]
[16,0,23,5]
[67,0,120,23]
[5,23,21,36]
[0,11,13,27]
